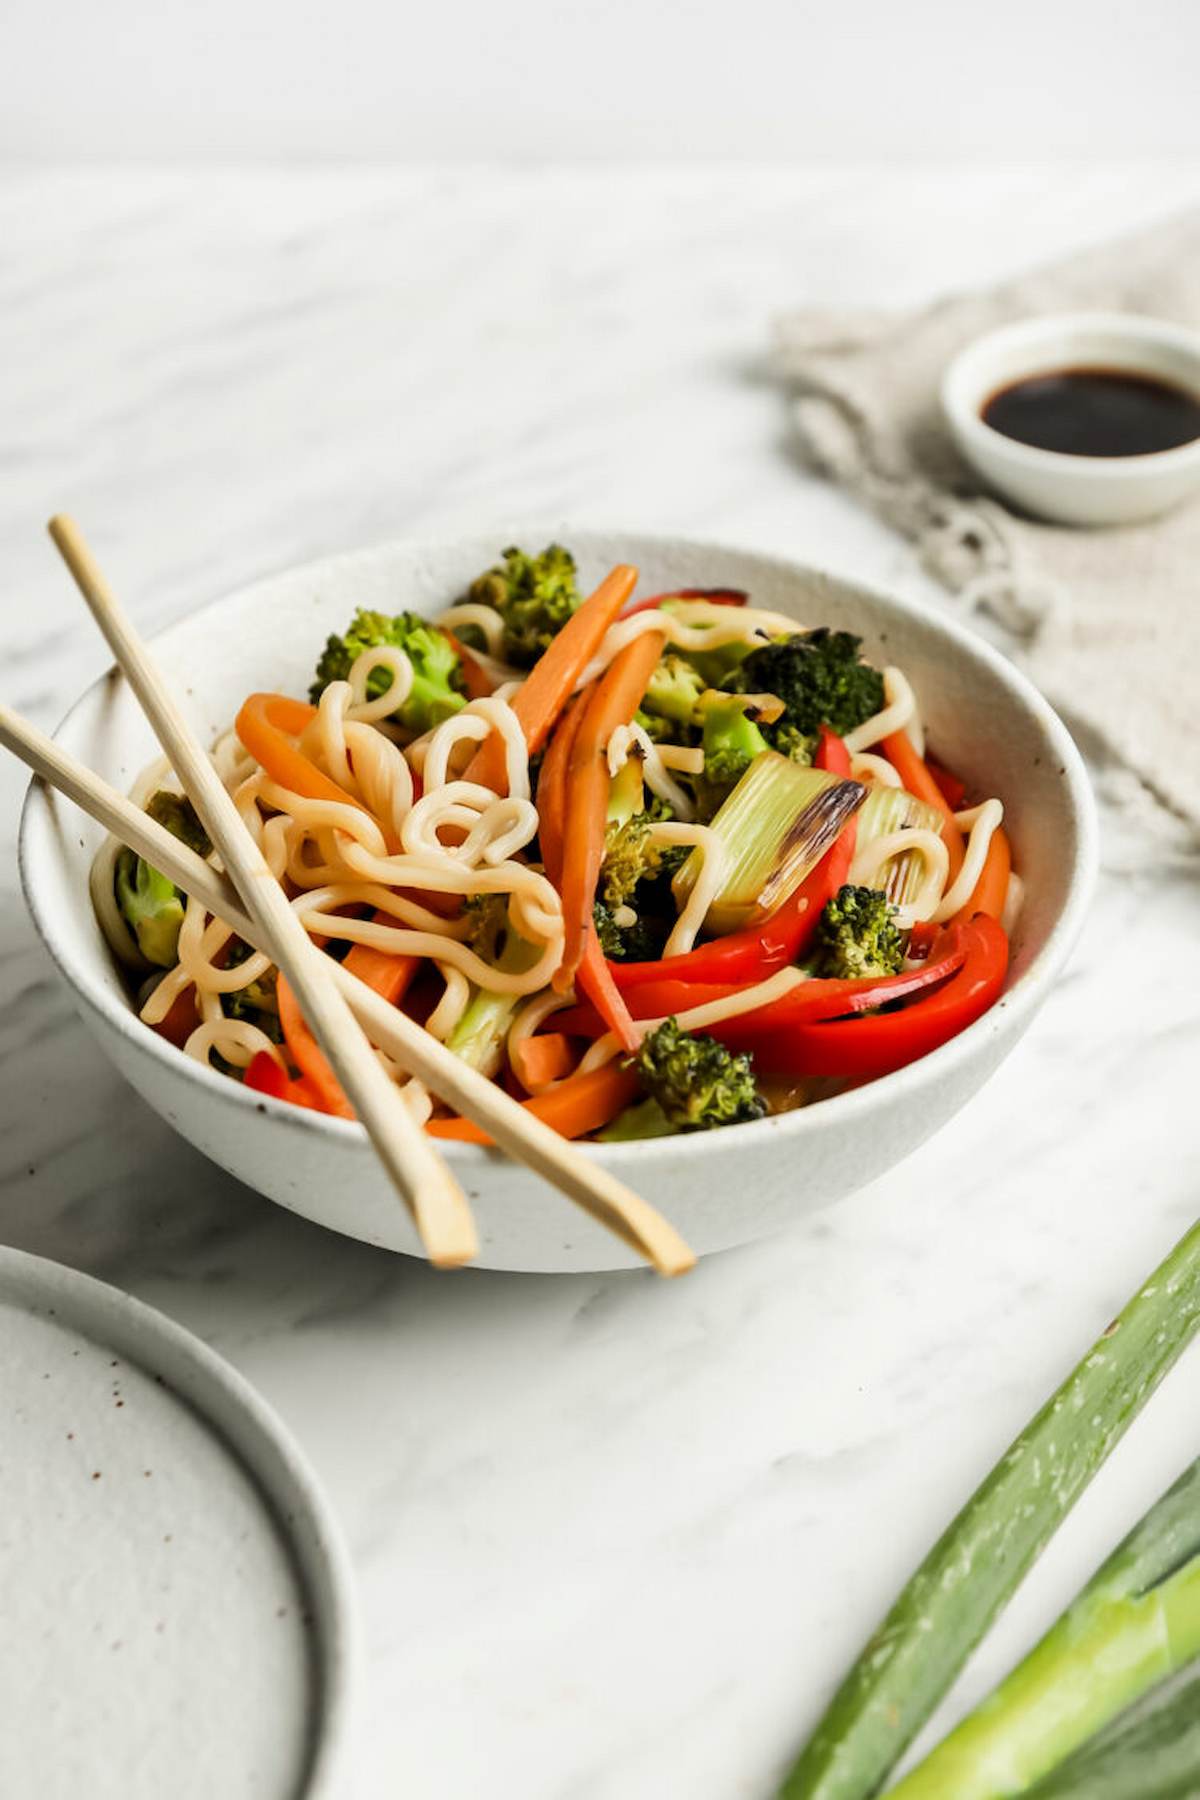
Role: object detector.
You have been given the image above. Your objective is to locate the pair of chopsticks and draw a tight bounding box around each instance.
[7,517,694,1277]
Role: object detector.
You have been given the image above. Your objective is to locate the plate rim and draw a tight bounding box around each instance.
[0,1244,359,1800]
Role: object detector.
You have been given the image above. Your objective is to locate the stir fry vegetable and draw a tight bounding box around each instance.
[99,544,1017,1136]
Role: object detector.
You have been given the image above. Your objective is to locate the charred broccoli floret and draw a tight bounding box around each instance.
[310,609,467,733]
[813,884,905,981]
[114,789,212,967]
[724,628,884,738]
[603,1018,766,1138]
[592,900,666,964]
[593,802,685,962]
[599,805,674,911]
[465,544,580,667]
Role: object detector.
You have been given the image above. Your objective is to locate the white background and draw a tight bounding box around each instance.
[4,0,1199,162]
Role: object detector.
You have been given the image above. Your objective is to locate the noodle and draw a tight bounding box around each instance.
[90,578,1017,1136]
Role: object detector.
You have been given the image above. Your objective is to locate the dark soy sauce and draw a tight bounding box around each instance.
[981,367,1200,458]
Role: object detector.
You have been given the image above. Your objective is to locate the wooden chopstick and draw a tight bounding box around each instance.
[47,515,478,1270]
[6,700,695,1278]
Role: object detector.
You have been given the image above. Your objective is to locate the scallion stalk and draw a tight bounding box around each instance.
[890,1457,1200,1798]
[778,1218,1200,1800]
[1022,1657,1200,1800]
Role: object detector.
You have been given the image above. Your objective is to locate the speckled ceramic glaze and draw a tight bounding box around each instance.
[0,1247,357,1798]
[20,533,1097,1272]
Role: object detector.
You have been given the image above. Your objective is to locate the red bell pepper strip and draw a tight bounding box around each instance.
[719,915,1008,1080]
[606,724,858,991]
[620,586,748,618]
[243,1050,324,1112]
[925,756,966,812]
[555,940,966,1041]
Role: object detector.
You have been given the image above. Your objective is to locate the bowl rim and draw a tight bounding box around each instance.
[942,310,1200,479]
[20,528,1099,1170]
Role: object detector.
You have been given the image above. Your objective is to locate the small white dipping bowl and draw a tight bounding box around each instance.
[20,533,1097,1273]
[942,313,1200,526]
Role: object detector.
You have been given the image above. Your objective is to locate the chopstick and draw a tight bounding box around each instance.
[10,606,696,1279]
[47,515,478,1271]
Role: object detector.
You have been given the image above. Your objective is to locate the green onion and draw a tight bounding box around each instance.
[778,1219,1200,1800]
[1022,1657,1200,1800]
[674,751,864,934]
[855,785,947,909]
[891,1457,1200,1798]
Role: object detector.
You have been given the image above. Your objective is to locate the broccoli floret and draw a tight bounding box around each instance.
[724,628,884,738]
[145,790,211,858]
[221,946,283,1043]
[813,884,905,981]
[310,609,467,733]
[632,706,676,745]
[606,1017,766,1136]
[592,899,665,964]
[459,892,511,957]
[593,803,685,962]
[466,544,580,667]
[690,695,771,818]
[640,654,706,730]
[600,810,670,911]
[113,788,213,967]
[114,850,184,968]
[449,894,539,1077]
[768,721,816,767]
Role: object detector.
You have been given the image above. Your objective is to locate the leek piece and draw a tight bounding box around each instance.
[1022,1657,1200,1800]
[891,1457,1200,1799]
[778,1218,1200,1800]
[855,785,947,909]
[674,751,864,934]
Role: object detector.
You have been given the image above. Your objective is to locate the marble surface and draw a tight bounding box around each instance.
[3,165,1200,1798]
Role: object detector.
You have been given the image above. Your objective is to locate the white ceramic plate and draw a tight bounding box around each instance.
[20,531,1098,1273]
[0,1248,357,1799]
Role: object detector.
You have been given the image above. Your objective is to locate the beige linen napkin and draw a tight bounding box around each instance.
[775,210,1200,840]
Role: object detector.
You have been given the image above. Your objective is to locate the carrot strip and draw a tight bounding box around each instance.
[510,1032,575,1091]
[276,973,355,1119]
[556,630,666,992]
[575,928,639,1053]
[426,1062,640,1143]
[342,911,421,1006]
[534,687,639,1050]
[236,693,367,813]
[535,686,593,884]
[956,823,1011,923]
[463,563,639,792]
[882,728,965,880]
[442,631,494,700]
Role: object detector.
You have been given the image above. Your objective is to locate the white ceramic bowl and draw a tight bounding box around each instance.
[942,312,1200,525]
[20,532,1098,1273]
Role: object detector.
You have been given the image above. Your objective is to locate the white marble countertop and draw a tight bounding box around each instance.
[3,165,1200,1799]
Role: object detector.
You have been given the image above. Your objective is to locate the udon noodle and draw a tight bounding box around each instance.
[93,549,1017,1138]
